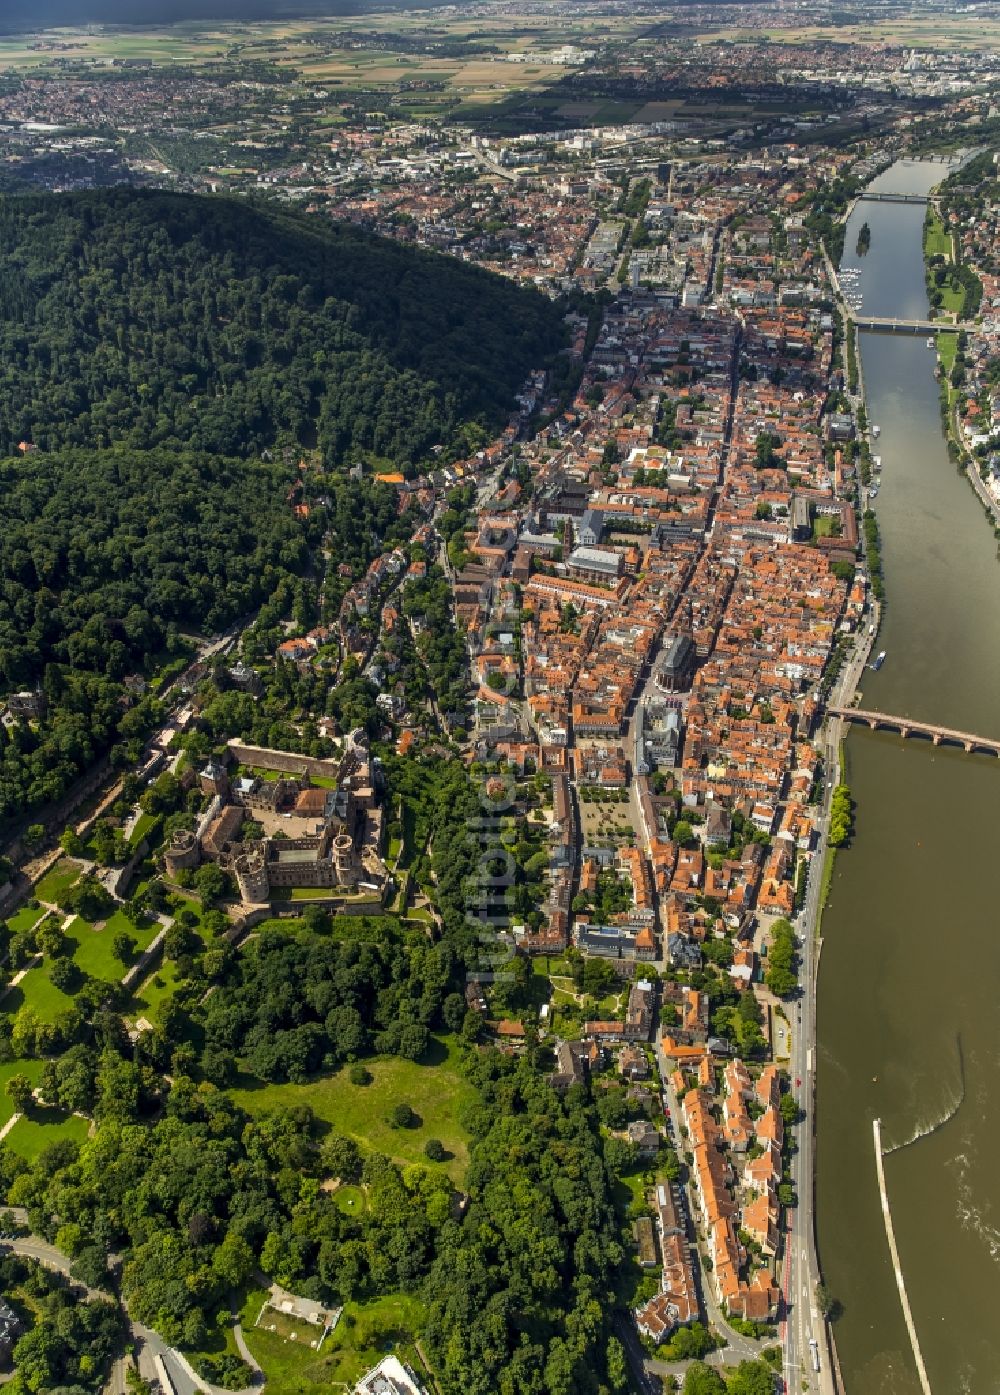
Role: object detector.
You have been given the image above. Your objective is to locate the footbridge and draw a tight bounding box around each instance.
[828,706,1000,756]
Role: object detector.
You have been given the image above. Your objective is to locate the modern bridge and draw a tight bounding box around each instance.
[827,706,1000,756]
[850,315,964,334]
[857,191,930,205]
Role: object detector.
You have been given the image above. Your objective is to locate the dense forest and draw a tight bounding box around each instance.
[425,1052,623,1395]
[0,187,564,821]
[0,189,564,464]
[0,912,626,1394]
[0,447,313,822]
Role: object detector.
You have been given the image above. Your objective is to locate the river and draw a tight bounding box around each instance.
[816,158,1000,1395]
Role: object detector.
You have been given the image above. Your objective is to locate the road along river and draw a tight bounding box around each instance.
[816,158,1000,1395]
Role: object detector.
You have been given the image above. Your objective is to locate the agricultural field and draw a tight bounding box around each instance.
[229,1034,474,1183]
[697,15,1000,49]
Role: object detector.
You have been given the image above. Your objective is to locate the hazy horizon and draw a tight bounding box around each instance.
[0,1,374,31]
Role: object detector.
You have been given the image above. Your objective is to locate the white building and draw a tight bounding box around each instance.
[355,1355,426,1395]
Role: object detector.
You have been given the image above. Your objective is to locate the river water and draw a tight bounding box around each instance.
[816,159,1000,1395]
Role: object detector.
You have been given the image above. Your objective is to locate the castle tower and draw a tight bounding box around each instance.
[164,828,200,878]
[333,833,356,888]
[234,845,269,904]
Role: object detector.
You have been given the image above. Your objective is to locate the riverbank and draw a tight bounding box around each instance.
[922,202,1000,533]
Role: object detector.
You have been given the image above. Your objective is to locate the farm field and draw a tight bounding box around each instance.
[698,16,1000,48]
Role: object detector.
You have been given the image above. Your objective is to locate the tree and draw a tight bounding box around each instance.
[780,1091,800,1127]
[672,820,694,848]
[322,1134,362,1183]
[6,1073,34,1113]
[424,1138,445,1162]
[682,1363,726,1395]
[816,1281,841,1320]
[60,829,85,857]
[24,824,45,849]
[728,1359,780,1395]
[390,1103,416,1129]
[112,932,136,967]
[194,863,227,905]
[606,1335,628,1392]
[349,1063,372,1087]
[765,918,798,999]
[662,1322,715,1361]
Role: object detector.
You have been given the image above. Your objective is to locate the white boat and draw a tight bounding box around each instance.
[872,455,881,468]
[871,424,881,438]
[927,336,935,349]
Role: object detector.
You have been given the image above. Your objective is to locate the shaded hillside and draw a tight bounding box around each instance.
[0,189,564,464]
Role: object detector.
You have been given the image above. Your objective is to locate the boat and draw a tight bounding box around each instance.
[872,455,881,468]
[871,424,881,438]
[927,336,936,349]
[871,650,886,671]
[869,486,879,498]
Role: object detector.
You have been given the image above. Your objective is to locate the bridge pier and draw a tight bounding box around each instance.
[828,706,1000,756]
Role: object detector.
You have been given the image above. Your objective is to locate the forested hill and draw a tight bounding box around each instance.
[0,189,565,464]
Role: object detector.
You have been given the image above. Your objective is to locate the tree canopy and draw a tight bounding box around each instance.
[0,189,565,465]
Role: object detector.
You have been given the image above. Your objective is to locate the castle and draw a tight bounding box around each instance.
[163,730,391,907]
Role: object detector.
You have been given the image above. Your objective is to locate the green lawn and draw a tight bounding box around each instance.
[812,515,841,540]
[230,1035,474,1182]
[9,909,163,1025]
[938,331,958,381]
[5,905,46,935]
[12,965,76,1023]
[0,1060,44,1129]
[64,911,160,982]
[924,206,953,262]
[130,914,213,1025]
[131,959,187,1026]
[130,811,162,850]
[333,1184,367,1217]
[938,282,966,316]
[240,1288,426,1395]
[4,1108,90,1160]
[33,859,83,909]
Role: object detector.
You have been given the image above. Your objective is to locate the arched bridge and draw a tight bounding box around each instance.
[828,706,1000,756]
